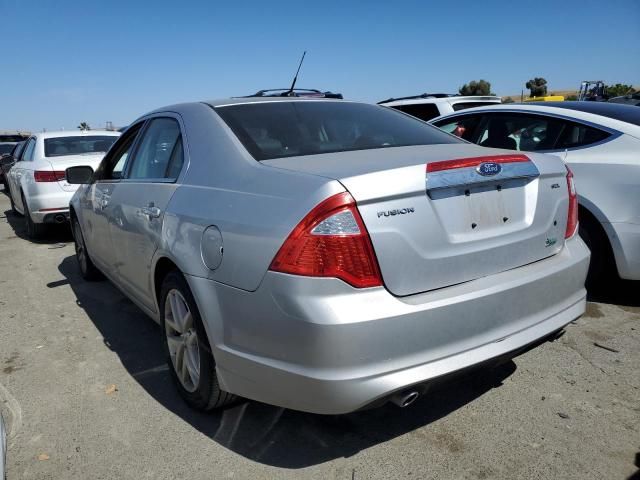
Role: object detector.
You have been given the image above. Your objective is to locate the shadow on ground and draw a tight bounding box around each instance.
[586,277,640,308]
[53,255,518,469]
[2,208,72,244]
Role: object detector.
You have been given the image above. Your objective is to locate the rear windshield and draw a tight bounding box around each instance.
[214,101,460,160]
[452,101,501,111]
[0,135,26,143]
[0,144,16,155]
[44,136,118,157]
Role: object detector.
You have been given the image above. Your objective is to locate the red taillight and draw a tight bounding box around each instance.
[34,170,66,182]
[270,192,383,288]
[565,166,578,238]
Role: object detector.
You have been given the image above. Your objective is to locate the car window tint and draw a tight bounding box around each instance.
[94,124,141,181]
[215,102,459,161]
[44,136,117,157]
[126,118,182,180]
[13,142,26,159]
[165,136,184,179]
[22,138,36,161]
[433,115,483,142]
[0,144,15,155]
[555,122,610,149]
[474,114,566,152]
[451,102,499,111]
[390,103,441,122]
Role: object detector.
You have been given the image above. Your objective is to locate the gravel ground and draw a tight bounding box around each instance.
[0,191,638,480]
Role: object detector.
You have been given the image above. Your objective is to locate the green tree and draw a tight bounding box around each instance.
[606,83,636,97]
[459,79,493,96]
[502,96,515,103]
[525,78,548,97]
[77,122,91,131]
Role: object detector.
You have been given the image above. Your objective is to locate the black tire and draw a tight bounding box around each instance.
[160,270,235,411]
[9,190,20,215]
[21,192,46,239]
[579,212,617,289]
[72,217,103,281]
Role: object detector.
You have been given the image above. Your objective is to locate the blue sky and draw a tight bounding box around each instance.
[2,0,638,131]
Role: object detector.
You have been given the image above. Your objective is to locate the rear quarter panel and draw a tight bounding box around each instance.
[155,103,344,292]
[567,134,640,225]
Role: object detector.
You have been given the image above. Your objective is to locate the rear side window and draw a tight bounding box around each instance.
[214,101,459,161]
[389,103,441,122]
[44,136,118,157]
[555,122,610,149]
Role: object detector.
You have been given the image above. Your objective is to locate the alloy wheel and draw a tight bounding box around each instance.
[165,289,200,393]
[73,221,87,274]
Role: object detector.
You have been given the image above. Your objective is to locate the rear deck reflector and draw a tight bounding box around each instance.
[426,154,530,173]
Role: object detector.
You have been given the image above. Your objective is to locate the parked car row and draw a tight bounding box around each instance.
[2,90,635,417]
[1,130,119,237]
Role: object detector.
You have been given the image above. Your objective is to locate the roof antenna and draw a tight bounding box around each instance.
[286,51,306,96]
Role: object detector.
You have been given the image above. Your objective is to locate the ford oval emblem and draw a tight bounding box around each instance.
[476,162,502,176]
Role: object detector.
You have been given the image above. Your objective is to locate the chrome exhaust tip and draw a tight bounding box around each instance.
[390,390,420,408]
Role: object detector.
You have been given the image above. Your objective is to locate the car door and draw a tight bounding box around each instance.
[105,116,185,311]
[10,137,36,212]
[80,123,146,275]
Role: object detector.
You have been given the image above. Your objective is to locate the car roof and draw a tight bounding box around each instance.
[430,102,640,133]
[204,97,349,108]
[33,130,121,139]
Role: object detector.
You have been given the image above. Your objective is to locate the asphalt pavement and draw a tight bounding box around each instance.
[0,191,638,480]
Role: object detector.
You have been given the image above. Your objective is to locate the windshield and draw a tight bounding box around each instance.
[214,101,460,160]
[44,136,118,157]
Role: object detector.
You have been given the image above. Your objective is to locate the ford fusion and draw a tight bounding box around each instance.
[67,98,589,414]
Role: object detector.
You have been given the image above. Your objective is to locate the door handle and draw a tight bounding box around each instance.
[140,204,161,219]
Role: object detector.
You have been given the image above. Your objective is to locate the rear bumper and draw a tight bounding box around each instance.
[25,189,74,224]
[187,235,589,414]
[604,221,640,280]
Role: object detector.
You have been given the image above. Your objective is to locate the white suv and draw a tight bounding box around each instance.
[378,93,501,122]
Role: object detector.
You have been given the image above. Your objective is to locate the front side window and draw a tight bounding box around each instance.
[22,138,36,161]
[433,115,483,142]
[94,123,143,181]
[44,136,117,157]
[125,118,183,180]
[215,101,459,161]
[12,142,26,159]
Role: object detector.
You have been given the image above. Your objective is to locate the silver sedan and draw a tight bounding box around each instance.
[67,98,589,414]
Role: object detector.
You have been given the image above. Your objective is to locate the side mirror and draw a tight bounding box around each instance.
[66,165,94,184]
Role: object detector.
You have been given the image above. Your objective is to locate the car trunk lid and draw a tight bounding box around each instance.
[45,154,105,192]
[263,145,569,296]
